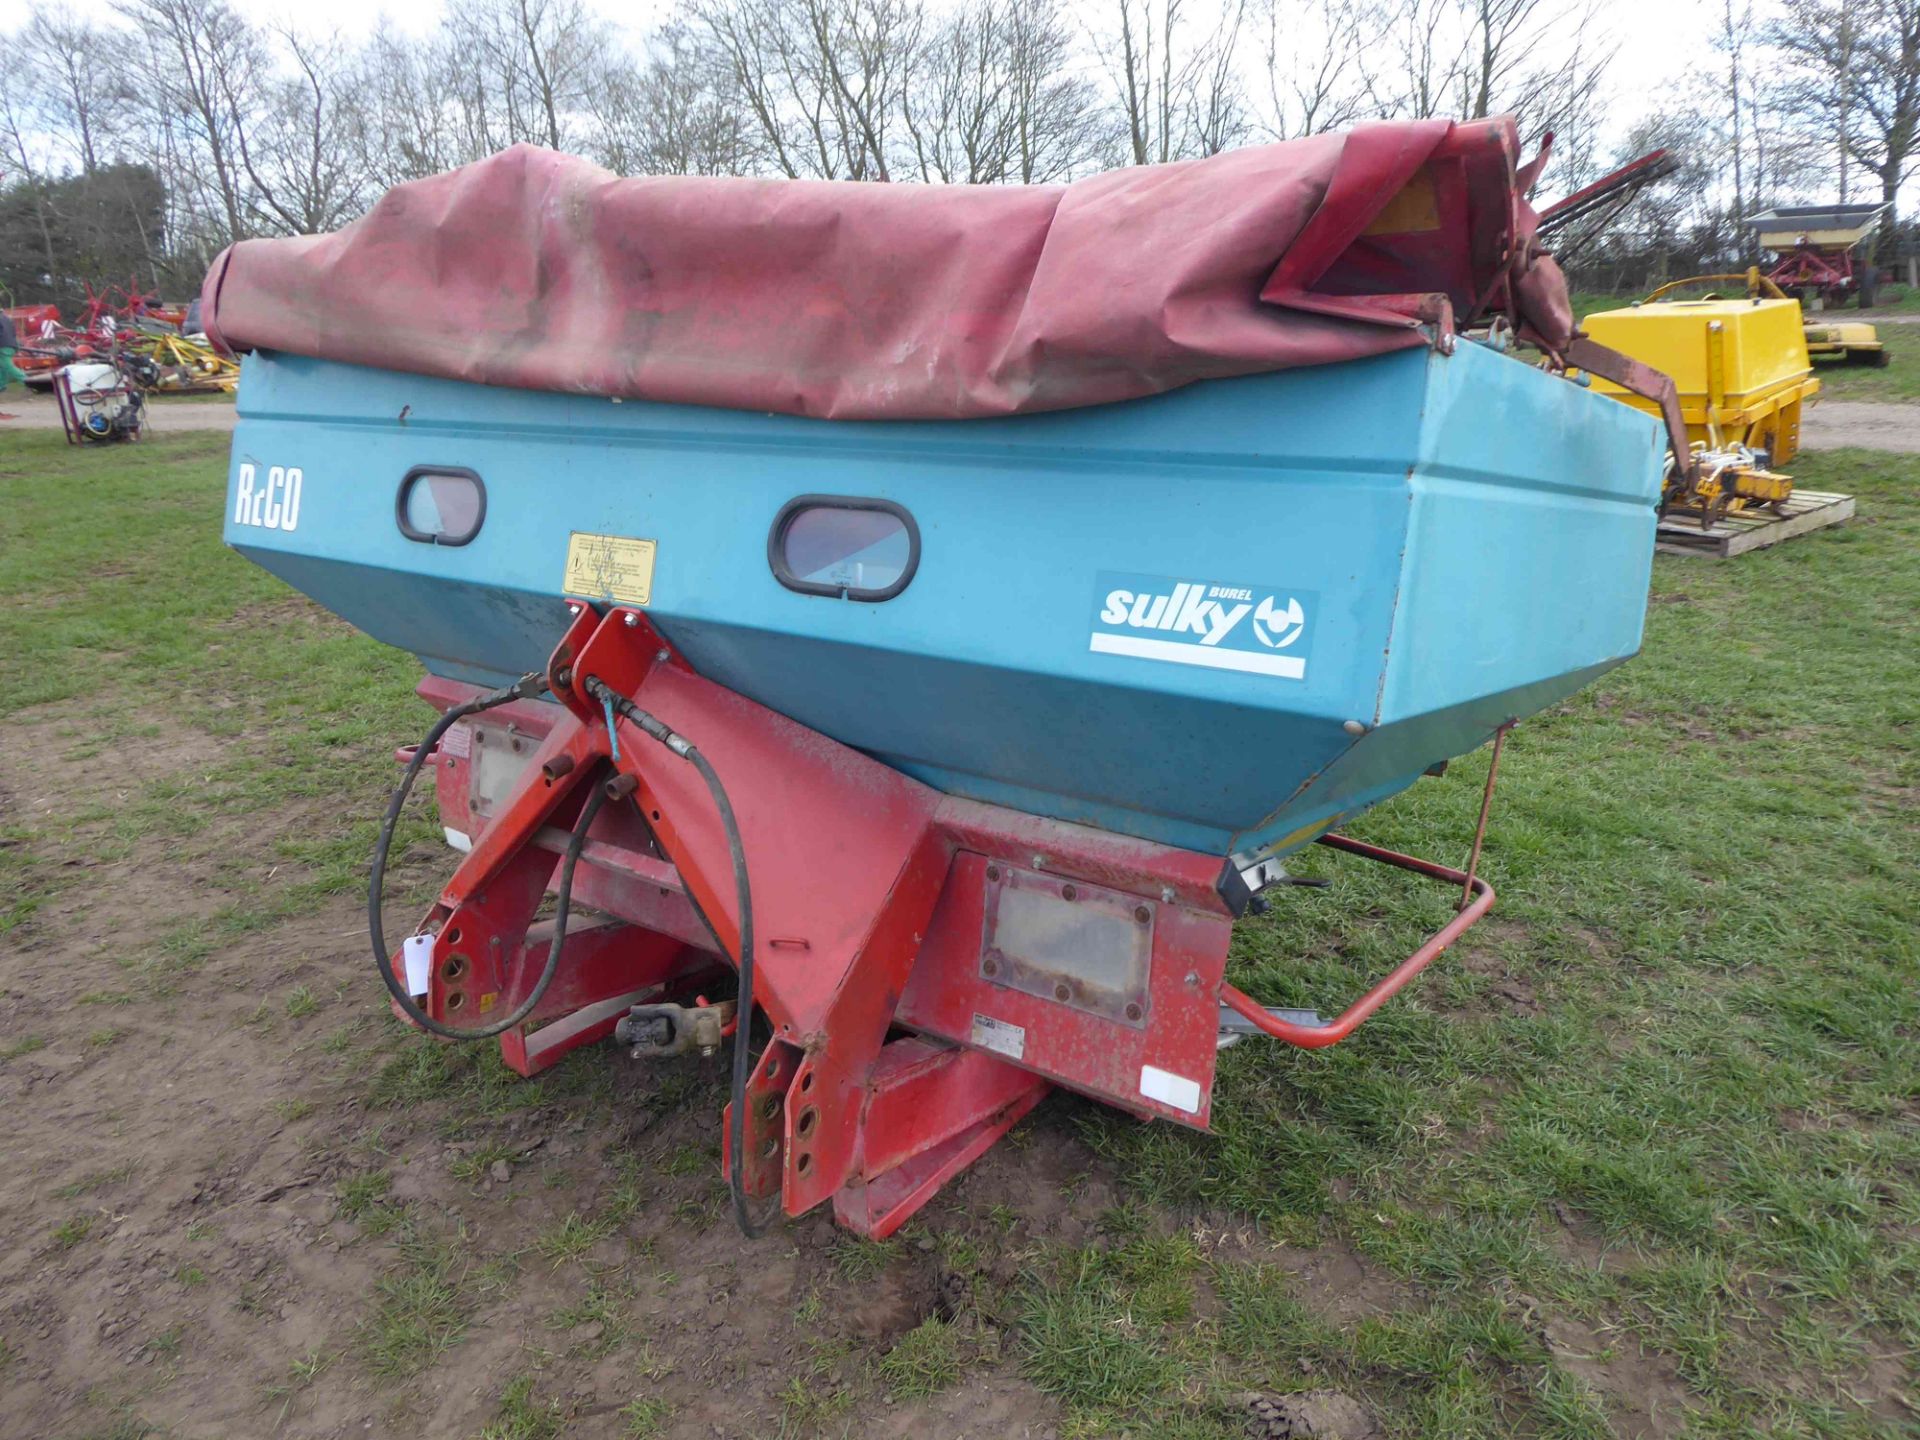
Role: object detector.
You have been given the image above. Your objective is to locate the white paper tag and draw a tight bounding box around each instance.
[970,1013,1026,1061]
[1139,1064,1202,1115]
[402,934,436,998]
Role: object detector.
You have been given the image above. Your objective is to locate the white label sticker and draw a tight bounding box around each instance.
[231,461,303,532]
[1139,1064,1202,1114]
[402,934,435,998]
[441,724,472,759]
[970,1013,1026,1061]
[443,827,473,852]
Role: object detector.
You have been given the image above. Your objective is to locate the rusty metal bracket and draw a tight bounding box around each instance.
[1564,335,1697,501]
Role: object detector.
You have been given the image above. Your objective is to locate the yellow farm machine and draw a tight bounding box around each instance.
[1535,158,1862,534]
[1578,271,1818,528]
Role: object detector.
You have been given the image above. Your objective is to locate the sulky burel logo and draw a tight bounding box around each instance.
[1090,572,1314,680]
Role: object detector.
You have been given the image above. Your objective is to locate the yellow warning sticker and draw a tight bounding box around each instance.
[563,532,656,607]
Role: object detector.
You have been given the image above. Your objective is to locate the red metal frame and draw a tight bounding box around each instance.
[396,606,1500,1235]
[1765,246,1851,296]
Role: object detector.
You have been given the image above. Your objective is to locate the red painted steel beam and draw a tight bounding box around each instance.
[845,1037,1052,1182]
[1537,148,1676,232]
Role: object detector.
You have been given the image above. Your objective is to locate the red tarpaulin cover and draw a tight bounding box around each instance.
[202,116,1572,421]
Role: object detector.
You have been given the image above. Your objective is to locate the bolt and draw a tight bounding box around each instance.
[1053,982,1071,1002]
[1031,853,1048,869]
[1160,887,1176,903]
[624,613,640,627]
[1134,905,1151,924]
[985,865,1000,882]
[1124,1002,1143,1022]
[1343,719,1369,736]
[1060,883,1077,901]
[567,603,581,615]
[981,956,999,977]
[1184,970,1200,988]
[655,649,670,663]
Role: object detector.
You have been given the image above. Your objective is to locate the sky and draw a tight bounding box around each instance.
[3,0,1731,199]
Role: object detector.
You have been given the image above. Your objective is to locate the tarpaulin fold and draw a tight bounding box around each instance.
[203,115,1572,420]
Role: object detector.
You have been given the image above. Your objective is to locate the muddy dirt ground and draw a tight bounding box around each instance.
[0,702,1069,1438]
[0,702,1443,1440]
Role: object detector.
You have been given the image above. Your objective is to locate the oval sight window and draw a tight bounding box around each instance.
[397,466,486,546]
[769,496,918,601]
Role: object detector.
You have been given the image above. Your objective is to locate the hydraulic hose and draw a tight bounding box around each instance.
[584,676,765,1238]
[369,671,608,1041]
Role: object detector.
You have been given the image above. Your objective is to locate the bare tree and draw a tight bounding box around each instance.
[691,0,921,180]
[1771,0,1918,209]
[1716,0,1753,217]
[1359,0,1464,119]
[118,0,263,246]
[0,40,63,294]
[590,23,754,176]
[352,27,471,185]
[1095,0,1249,166]
[440,0,610,154]
[15,16,137,174]
[1256,0,1373,139]
[227,28,371,233]
[1004,0,1116,180]
[901,2,1014,182]
[899,0,1109,183]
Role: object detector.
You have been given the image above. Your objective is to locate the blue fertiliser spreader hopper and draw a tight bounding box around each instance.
[212,121,1666,1237]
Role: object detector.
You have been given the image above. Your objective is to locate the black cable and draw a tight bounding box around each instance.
[585,677,766,1238]
[369,671,608,1041]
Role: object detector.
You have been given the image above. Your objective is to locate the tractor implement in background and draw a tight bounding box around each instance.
[1746,203,1891,366]
[1535,147,1683,265]
[1746,203,1891,309]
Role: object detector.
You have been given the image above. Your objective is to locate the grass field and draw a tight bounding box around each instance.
[1,430,1916,1438]
[1814,345,1920,403]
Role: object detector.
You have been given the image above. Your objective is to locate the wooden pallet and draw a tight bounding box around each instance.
[1655,489,1856,558]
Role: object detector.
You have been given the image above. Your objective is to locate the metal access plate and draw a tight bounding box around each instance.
[466,721,538,820]
[979,863,1154,1028]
